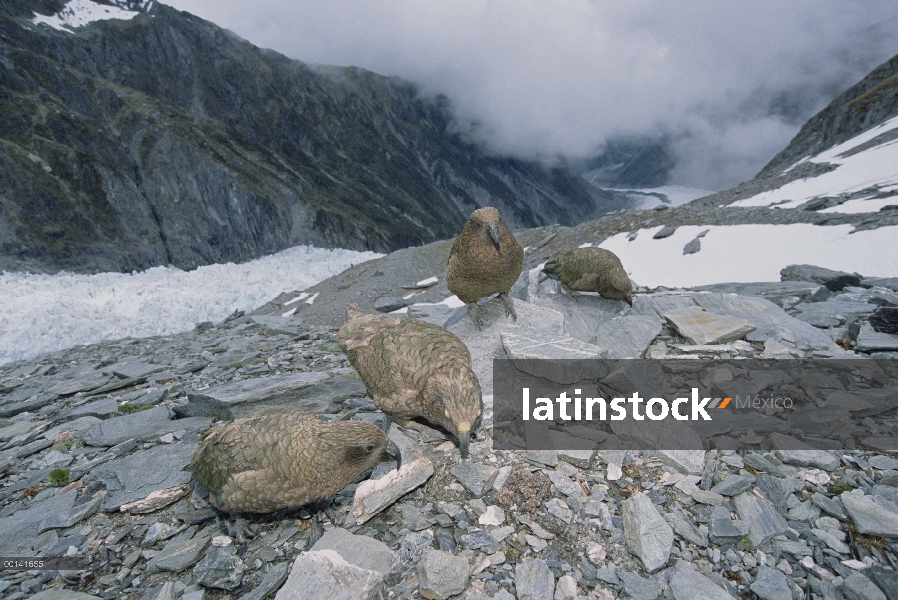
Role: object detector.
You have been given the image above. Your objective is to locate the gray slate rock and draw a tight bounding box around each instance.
[274,550,382,600]
[147,532,212,573]
[734,491,788,547]
[663,306,756,345]
[669,561,735,600]
[82,406,210,446]
[618,572,663,600]
[689,281,831,307]
[781,264,861,291]
[683,238,701,255]
[855,322,898,352]
[711,475,753,496]
[417,549,470,600]
[750,566,792,600]
[843,571,887,600]
[515,558,556,600]
[237,561,290,600]
[194,545,246,591]
[450,461,498,497]
[180,371,364,419]
[0,489,77,554]
[621,492,673,572]
[591,315,662,359]
[840,490,898,537]
[374,296,407,313]
[664,509,709,547]
[653,226,677,239]
[311,527,397,577]
[87,440,198,510]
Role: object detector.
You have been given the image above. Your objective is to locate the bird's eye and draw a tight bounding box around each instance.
[363,443,375,454]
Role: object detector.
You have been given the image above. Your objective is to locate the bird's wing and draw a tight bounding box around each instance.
[381,320,472,387]
[192,410,309,492]
[599,267,632,295]
[347,341,401,399]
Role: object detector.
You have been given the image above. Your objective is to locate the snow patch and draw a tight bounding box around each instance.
[415,276,438,287]
[599,224,898,288]
[32,0,147,32]
[0,245,381,366]
[609,185,713,209]
[732,115,898,213]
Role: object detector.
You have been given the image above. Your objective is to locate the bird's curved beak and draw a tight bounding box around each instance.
[385,440,402,471]
[458,423,471,460]
[487,221,501,251]
[626,296,633,307]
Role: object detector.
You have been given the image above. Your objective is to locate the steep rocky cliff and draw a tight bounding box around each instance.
[757,52,898,178]
[0,0,615,273]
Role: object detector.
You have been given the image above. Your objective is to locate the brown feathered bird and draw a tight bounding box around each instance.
[447,206,524,330]
[190,407,399,536]
[540,247,634,305]
[337,304,483,458]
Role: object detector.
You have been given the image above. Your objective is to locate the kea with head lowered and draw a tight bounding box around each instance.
[337,304,483,458]
[190,407,399,539]
[447,206,524,330]
[540,247,633,306]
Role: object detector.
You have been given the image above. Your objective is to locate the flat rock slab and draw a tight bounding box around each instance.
[147,532,212,574]
[87,440,198,510]
[621,492,673,572]
[47,373,111,396]
[592,315,663,359]
[855,322,898,352]
[781,264,860,291]
[501,332,600,361]
[0,489,77,554]
[275,550,382,600]
[734,491,788,547]
[750,565,792,600]
[353,457,434,524]
[669,561,735,600]
[515,558,556,600]
[249,315,307,337]
[451,461,499,497]
[417,549,471,600]
[407,303,459,327]
[450,299,565,396]
[63,398,120,420]
[180,371,365,420]
[793,300,876,328]
[770,433,840,471]
[664,306,756,345]
[311,528,397,577]
[82,406,211,447]
[107,361,167,380]
[840,490,898,537]
[689,281,830,307]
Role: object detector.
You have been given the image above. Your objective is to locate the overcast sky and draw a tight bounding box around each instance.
[163,1,898,190]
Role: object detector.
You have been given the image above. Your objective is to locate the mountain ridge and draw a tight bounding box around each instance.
[0,0,619,274]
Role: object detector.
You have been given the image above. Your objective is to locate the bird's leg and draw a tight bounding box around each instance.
[466,302,483,330]
[223,515,255,545]
[499,292,517,321]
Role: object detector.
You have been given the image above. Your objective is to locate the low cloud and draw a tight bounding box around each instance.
[163,0,898,189]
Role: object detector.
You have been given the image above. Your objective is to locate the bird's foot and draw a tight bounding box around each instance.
[223,516,255,544]
[467,303,483,330]
[499,293,517,321]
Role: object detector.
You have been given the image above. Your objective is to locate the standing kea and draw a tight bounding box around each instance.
[190,407,399,537]
[337,304,483,458]
[540,247,634,306]
[447,206,524,330]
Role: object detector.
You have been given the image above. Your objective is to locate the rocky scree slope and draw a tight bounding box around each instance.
[1,244,897,598]
[0,0,614,274]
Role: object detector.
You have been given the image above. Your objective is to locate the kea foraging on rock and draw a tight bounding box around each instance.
[447,206,524,330]
[540,247,634,306]
[190,407,399,539]
[337,304,483,458]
